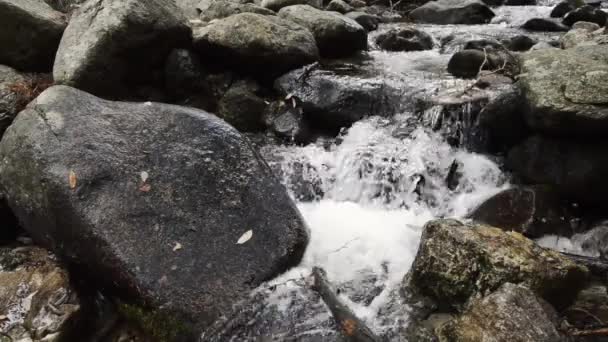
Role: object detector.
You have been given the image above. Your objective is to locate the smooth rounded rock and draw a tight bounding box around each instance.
[409,0,495,25]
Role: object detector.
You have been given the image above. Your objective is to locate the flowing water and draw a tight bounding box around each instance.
[215,3,573,340]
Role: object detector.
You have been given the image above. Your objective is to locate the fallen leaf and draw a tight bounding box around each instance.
[68,170,77,189]
[341,319,357,336]
[140,171,149,183]
[236,230,253,244]
[139,183,152,192]
[173,242,182,251]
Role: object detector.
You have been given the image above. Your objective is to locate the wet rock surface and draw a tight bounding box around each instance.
[523,18,570,31]
[53,0,191,99]
[438,283,566,342]
[0,246,79,341]
[0,0,66,72]
[508,135,608,206]
[404,219,588,310]
[197,0,275,21]
[0,85,309,338]
[275,63,405,133]
[468,186,576,238]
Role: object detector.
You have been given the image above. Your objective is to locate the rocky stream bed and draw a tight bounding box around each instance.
[1,0,608,341]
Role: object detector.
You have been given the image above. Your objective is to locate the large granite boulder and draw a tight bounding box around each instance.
[404,219,588,310]
[278,5,367,57]
[53,0,191,98]
[438,283,566,342]
[468,186,575,238]
[518,45,608,137]
[409,0,495,25]
[0,0,67,72]
[193,13,319,76]
[0,86,309,339]
[507,135,608,205]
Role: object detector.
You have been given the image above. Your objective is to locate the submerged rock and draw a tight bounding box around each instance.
[278,5,367,58]
[275,64,404,133]
[409,0,495,25]
[53,0,191,98]
[468,186,575,238]
[0,0,67,72]
[503,35,538,51]
[0,246,80,341]
[404,219,588,310]
[193,13,320,76]
[518,45,608,137]
[375,27,434,52]
[438,283,566,342]
[0,86,309,338]
[507,135,608,205]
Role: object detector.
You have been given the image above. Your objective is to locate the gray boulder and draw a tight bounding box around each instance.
[217,79,268,132]
[551,0,580,18]
[326,0,354,13]
[0,85,309,338]
[503,35,537,51]
[0,0,67,72]
[468,186,575,238]
[275,64,404,132]
[261,0,322,11]
[375,27,434,52]
[438,283,566,342]
[193,13,319,76]
[507,135,608,205]
[345,11,380,31]
[518,45,608,137]
[197,0,275,22]
[447,49,512,78]
[409,0,495,25]
[404,219,588,310]
[278,5,367,57]
[53,0,191,98]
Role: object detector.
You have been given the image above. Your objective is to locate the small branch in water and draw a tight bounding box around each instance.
[311,267,383,342]
[329,237,361,255]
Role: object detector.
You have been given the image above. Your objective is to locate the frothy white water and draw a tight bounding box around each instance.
[261,113,509,332]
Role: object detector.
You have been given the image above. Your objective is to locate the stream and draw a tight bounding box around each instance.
[209,2,573,340]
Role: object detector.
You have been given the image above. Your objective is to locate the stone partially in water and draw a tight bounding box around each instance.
[404,219,588,310]
[468,186,576,238]
[0,85,309,338]
[563,5,607,27]
[409,0,495,25]
[375,27,434,52]
[522,18,569,31]
[438,283,566,342]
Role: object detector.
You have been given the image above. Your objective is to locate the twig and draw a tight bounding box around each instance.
[569,327,608,336]
[329,237,360,255]
[565,307,605,326]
